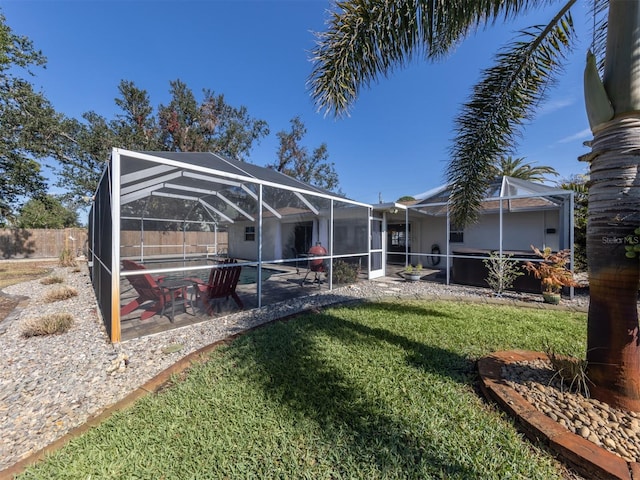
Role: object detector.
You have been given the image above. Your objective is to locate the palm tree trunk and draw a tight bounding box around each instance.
[586,0,640,411]
[587,118,640,411]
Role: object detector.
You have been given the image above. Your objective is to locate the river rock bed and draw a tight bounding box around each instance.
[503,359,640,462]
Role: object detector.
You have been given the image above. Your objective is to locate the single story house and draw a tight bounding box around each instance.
[89,149,573,342]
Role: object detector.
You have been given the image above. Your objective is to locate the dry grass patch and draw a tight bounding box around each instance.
[22,313,74,337]
[44,285,78,303]
[58,248,77,267]
[40,275,65,285]
[0,260,57,289]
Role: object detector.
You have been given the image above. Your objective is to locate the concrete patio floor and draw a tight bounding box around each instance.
[119,264,444,341]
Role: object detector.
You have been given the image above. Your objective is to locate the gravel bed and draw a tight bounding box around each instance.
[503,359,640,462]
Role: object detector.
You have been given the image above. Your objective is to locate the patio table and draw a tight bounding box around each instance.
[159,279,195,322]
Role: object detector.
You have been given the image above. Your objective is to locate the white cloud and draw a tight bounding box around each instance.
[557,128,592,144]
[537,97,574,116]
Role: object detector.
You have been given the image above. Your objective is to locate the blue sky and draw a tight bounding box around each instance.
[3,0,593,205]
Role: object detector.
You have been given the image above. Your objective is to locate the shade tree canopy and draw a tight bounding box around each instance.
[158,79,269,158]
[1,12,340,218]
[0,12,62,223]
[55,79,271,203]
[56,82,343,204]
[267,115,341,193]
[15,194,78,229]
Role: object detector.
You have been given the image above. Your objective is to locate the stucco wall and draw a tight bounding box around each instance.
[227,224,257,260]
[409,209,560,260]
[463,210,559,251]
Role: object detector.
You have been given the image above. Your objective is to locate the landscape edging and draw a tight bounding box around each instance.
[478,350,638,480]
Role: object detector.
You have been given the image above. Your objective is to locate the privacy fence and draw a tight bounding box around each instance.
[119,230,229,259]
[0,228,229,260]
[0,228,88,259]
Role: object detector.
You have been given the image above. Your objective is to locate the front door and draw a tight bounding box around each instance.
[370,213,384,279]
[294,223,313,255]
[387,223,410,265]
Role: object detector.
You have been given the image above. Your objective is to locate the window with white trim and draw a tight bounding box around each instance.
[449,224,464,243]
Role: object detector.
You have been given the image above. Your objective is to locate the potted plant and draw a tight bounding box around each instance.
[523,245,577,304]
[404,263,423,282]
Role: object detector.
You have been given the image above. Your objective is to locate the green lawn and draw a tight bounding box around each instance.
[20,300,586,479]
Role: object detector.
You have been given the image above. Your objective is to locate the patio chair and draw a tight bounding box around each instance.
[191,258,244,315]
[120,259,183,321]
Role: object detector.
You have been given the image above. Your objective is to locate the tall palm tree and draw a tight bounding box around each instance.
[493,156,559,182]
[309,0,640,411]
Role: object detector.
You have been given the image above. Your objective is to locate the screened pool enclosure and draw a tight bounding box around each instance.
[377,176,575,293]
[88,149,373,342]
[88,150,575,343]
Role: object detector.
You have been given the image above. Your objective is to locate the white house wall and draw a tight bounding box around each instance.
[229,207,562,264]
[543,210,561,251]
[410,209,560,256]
[415,216,447,263]
[502,210,559,251]
[227,211,370,262]
[262,219,281,261]
[227,224,257,260]
[462,210,559,251]
[226,219,284,261]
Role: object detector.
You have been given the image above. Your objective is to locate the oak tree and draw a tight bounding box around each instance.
[0,12,61,223]
[268,116,340,193]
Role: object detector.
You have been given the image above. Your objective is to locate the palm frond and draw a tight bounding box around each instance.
[447,6,577,227]
[494,156,559,181]
[308,0,550,117]
[589,0,608,70]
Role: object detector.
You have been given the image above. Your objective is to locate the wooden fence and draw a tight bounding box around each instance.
[0,228,88,259]
[0,228,228,260]
[120,230,228,258]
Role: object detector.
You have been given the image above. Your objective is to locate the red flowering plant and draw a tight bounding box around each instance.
[524,245,578,294]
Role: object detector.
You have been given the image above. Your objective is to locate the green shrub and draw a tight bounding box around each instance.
[483,252,523,296]
[22,313,74,337]
[331,260,359,284]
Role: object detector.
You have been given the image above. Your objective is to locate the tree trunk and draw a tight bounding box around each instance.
[586,0,640,411]
[587,118,640,411]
